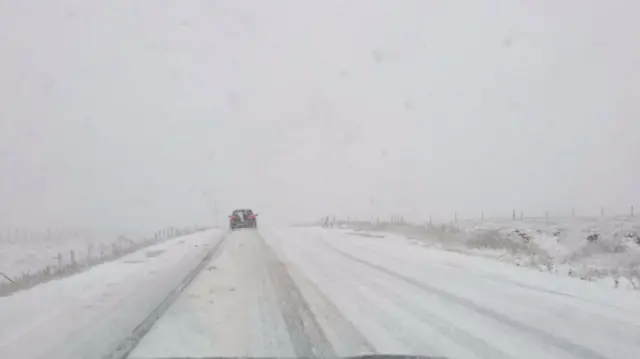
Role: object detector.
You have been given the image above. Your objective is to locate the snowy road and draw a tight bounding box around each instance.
[2,227,640,359]
[129,228,640,359]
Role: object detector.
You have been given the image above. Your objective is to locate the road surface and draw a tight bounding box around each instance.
[2,227,640,359]
[129,228,640,359]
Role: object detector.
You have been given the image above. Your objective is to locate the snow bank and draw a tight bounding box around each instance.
[338,217,640,289]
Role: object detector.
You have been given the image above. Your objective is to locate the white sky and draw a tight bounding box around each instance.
[1,0,639,230]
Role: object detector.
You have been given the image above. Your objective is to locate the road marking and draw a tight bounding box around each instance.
[106,234,229,359]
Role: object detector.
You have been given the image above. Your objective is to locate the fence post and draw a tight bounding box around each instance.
[512,210,516,220]
[631,205,635,217]
[70,250,76,267]
[57,253,63,268]
[601,206,604,218]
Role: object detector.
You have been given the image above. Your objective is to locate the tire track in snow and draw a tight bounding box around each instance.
[305,243,514,358]
[324,242,609,359]
[264,229,377,356]
[256,232,337,358]
[106,234,230,359]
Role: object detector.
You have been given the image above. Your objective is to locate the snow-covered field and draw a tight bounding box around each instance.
[0,226,206,285]
[339,217,640,289]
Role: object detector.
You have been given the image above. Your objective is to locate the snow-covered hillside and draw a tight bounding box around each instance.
[339,217,640,289]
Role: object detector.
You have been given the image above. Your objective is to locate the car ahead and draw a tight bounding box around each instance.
[229,209,258,230]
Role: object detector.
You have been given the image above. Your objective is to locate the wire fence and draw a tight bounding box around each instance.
[0,225,209,296]
[319,205,638,228]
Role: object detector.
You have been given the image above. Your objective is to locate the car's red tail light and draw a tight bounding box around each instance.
[248,215,256,219]
[231,215,238,220]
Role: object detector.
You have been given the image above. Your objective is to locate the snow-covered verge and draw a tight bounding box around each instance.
[336,217,640,290]
[0,229,223,359]
[0,226,210,295]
